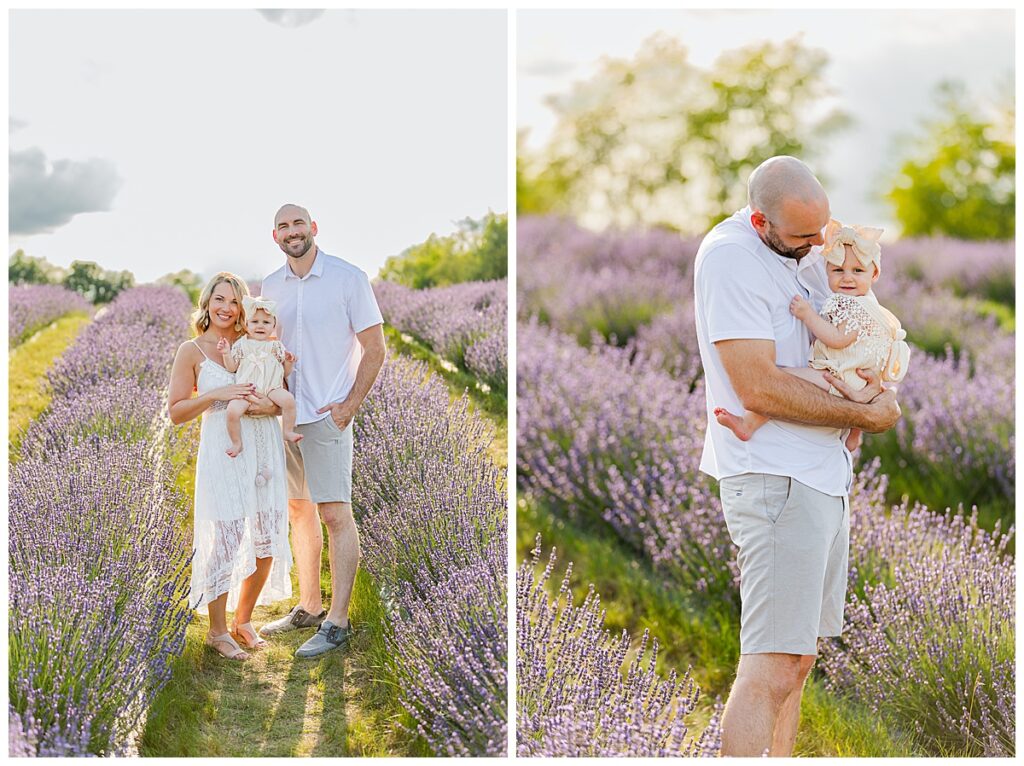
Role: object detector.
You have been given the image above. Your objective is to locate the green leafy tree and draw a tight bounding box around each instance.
[522,34,847,233]
[9,250,60,285]
[380,212,507,288]
[887,82,1014,240]
[62,260,135,304]
[157,269,204,303]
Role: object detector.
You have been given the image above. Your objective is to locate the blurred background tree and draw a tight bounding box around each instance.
[886,81,1014,240]
[379,211,507,287]
[9,250,63,285]
[518,35,848,234]
[62,260,135,303]
[156,269,204,303]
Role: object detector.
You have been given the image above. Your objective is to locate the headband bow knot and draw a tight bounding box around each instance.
[242,295,277,319]
[821,219,884,271]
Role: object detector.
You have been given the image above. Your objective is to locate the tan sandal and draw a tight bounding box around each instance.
[232,622,268,650]
[206,631,250,661]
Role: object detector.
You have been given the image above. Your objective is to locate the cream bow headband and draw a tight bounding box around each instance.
[821,219,884,271]
[242,295,278,319]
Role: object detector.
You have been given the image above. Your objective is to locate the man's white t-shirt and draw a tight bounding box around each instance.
[261,249,384,426]
[693,207,853,497]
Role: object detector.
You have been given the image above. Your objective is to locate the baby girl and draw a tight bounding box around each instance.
[715,219,910,452]
[217,296,303,458]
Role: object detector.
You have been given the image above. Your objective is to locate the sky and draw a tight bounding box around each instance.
[518,9,1014,237]
[9,9,507,283]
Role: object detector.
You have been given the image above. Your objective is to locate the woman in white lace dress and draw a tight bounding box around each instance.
[168,272,292,661]
[715,219,910,452]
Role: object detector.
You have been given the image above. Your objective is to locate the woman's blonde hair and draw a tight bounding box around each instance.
[192,272,251,337]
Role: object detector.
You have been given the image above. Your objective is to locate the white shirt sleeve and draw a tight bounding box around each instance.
[347,270,384,333]
[700,245,776,344]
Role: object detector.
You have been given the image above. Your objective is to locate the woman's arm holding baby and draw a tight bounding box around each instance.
[790,295,858,349]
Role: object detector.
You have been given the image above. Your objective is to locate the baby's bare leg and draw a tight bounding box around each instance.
[714,407,768,442]
[268,388,303,444]
[225,399,249,457]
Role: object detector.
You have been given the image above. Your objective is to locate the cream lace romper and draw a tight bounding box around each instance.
[809,292,910,393]
[230,338,286,396]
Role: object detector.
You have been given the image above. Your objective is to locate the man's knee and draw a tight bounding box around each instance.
[738,653,808,703]
[319,501,355,534]
[289,498,317,524]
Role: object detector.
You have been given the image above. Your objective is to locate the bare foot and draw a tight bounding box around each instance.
[714,407,752,441]
[225,442,243,458]
[284,432,304,445]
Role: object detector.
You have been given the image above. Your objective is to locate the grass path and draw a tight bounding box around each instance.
[516,495,924,756]
[142,332,506,756]
[8,312,91,459]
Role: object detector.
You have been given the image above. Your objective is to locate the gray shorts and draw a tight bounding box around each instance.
[719,473,849,656]
[285,416,353,504]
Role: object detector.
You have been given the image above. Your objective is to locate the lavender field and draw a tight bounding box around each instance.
[516,215,1015,756]
[374,279,508,394]
[10,286,195,755]
[8,284,92,346]
[10,281,508,756]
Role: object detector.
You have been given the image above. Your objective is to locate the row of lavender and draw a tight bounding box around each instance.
[9,286,196,756]
[519,216,1015,517]
[516,216,1015,755]
[9,283,92,346]
[352,355,507,755]
[373,279,508,393]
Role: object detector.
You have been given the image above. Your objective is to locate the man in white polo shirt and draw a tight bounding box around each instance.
[258,203,386,658]
[694,157,900,755]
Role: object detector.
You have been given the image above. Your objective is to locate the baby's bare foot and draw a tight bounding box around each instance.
[714,407,752,442]
[225,442,243,458]
[284,432,304,445]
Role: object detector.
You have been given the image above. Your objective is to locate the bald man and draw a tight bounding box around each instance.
[693,157,900,755]
[258,204,386,658]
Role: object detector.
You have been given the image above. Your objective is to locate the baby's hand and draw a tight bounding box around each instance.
[217,338,230,355]
[790,295,814,321]
[284,350,297,364]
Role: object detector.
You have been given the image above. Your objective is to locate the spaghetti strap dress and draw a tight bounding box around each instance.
[188,340,291,614]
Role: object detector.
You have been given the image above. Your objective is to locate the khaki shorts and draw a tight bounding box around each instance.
[286,416,353,504]
[719,473,849,656]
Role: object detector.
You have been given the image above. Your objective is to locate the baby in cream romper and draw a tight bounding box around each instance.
[715,219,911,452]
[218,296,304,458]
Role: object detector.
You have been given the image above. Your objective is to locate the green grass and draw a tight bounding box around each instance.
[140,566,426,757]
[143,334,508,757]
[8,312,91,460]
[517,492,925,756]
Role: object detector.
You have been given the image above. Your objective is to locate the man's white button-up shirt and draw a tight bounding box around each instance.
[261,249,384,426]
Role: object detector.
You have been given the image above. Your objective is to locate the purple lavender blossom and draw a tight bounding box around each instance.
[9,283,194,756]
[352,355,507,755]
[374,279,507,377]
[517,536,722,756]
[8,284,92,345]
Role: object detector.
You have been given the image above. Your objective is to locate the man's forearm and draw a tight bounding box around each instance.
[746,367,876,430]
[344,343,386,409]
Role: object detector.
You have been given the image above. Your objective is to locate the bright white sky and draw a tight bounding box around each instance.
[9,9,507,283]
[519,9,1014,237]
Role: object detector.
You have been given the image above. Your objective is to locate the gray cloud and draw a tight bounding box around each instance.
[521,57,577,78]
[9,147,122,235]
[258,9,325,28]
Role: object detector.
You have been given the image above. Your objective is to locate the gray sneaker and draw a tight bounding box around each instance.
[294,620,352,658]
[258,606,327,637]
